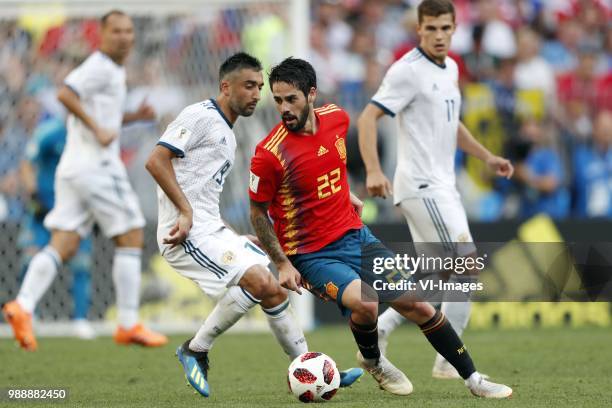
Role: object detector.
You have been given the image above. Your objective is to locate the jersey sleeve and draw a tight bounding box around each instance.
[157,106,210,158]
[64,58,107,100]
[370,60,417,117]
[249,146,282,203]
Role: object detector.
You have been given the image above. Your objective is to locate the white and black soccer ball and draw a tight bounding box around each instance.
[287,352,341,403]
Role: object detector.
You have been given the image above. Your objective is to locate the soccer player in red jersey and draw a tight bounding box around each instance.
[249,57,512,398]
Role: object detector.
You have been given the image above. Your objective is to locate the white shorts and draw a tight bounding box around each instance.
[399,189,476,257]
[161,227,270,300]
[44,171,146,238]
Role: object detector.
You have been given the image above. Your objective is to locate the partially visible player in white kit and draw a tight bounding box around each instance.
[2,10,168,351]
[146,52,363,397]
[358,0,513,379]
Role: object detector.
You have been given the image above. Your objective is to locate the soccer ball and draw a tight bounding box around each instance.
[287,352,340,403]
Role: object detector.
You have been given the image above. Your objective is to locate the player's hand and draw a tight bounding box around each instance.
[94,127,118,147]
[486,156,514,179]
[366,169,393,199]
[350,193,363,217]
[135,99,156,121]
[163,212,193,248]
[245,234,261,247]
[278,261,302,295]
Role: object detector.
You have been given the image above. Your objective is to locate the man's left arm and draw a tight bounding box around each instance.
[457,121,514,179]
[349,191,363,217]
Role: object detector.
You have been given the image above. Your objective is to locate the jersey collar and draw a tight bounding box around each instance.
[97,50,123,68]
[417,47,446,69]
[210,98,233,129]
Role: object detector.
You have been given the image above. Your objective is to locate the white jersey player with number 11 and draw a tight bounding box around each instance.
[358,0,514,381]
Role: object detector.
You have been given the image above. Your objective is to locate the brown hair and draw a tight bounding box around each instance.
[417,0,455,23]
[101,10,127,27]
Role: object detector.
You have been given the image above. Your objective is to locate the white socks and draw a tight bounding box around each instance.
[378,307,406,339]
[17,246,62,313]
[189,286,260,352]
[441,300,471,338]
[263,299,308,360]
[112,247,142,329]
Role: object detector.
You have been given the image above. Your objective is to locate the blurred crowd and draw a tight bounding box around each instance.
[310,0,612,221]
[0,0,611,229]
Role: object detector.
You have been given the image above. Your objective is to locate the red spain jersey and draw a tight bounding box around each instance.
[249,104,363,255]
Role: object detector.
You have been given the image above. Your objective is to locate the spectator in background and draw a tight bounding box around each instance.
[488,57,520,141]
[30,53,77,121]
[514,27,557,110]
[541,18,582,74]
[334,28,375,113]
[452,0,517,59]
[557,44,611,141]
[515,119,570,219]
[0,96,40,222]
[309,22,339,103]
[597,25,612,74]
[315,0,352,53]
[461,24,497,81]
[359,0,406,55]
[573,110,612,218]
[575,0,608,50]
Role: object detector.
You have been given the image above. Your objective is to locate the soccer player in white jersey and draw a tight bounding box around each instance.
[146,53,362,397]
[2,10,167,350]
[358,0,514,379]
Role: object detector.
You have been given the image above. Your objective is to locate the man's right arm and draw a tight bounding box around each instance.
[57,85,115,146]
[145,145,192,246]
[357,103,393,198]
[249,199,302,294]
[249,200,288,266]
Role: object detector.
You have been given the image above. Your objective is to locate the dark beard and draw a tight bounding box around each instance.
[284,104,310,132]
[230,100,255,117]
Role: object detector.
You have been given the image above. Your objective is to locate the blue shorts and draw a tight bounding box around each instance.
[289,227,410,316]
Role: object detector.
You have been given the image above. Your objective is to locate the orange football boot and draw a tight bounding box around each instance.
[2,300,38,351]
[113,323,168,347]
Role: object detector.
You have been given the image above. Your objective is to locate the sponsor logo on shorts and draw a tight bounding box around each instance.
[325,282,339,300]
[457,233,470,242]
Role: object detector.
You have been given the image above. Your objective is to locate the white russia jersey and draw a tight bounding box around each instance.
[57,51,127,177]
[371,47,461,204]
[156,99,237,245]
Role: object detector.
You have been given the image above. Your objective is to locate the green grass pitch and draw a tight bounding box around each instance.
[1,326,611,407]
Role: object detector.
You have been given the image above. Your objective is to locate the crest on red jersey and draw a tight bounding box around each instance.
[334,136,346,163]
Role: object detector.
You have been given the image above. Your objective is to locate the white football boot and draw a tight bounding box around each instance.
[357,351,413,395]
[465,372,512,398]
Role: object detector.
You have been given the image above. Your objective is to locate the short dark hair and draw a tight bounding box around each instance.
[101,10,127,27]
[417,0,455,23]
[219,52,262,81]
[268,57,316,97]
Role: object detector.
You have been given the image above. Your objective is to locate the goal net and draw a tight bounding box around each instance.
[0,0,313,336]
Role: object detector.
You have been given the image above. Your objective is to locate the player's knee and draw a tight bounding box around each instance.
[241,266,274,300]
[392,299,435,319]
[351,301,379,323]
[412,301,435,319]
[50,232,80,262]
[114,228,144,248]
